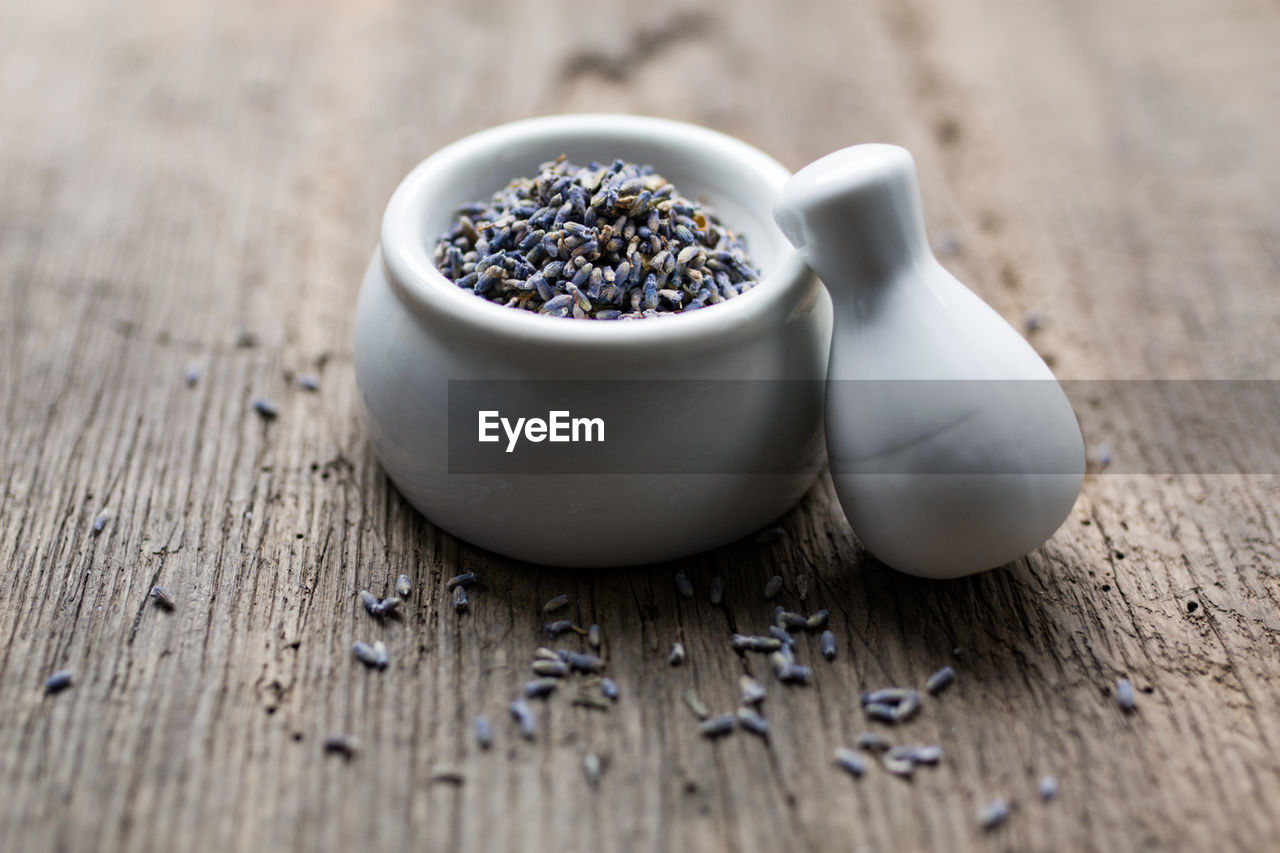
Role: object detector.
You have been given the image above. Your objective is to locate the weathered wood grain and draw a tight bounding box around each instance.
[3,0,1279,850]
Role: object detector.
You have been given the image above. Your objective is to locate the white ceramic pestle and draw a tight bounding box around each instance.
[773,144,1084,579]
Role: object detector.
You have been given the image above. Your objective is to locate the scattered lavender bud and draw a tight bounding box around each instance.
[510,699,537,740]
[731,634,782,653]
[978,799,1011,830]
[359,590,380,614]
[322,734,358,759]
[44,668,74,693]
[149,585,175,610]
[864,703,899,724]
[600,677,619,701]
[833,747,866,777]
[698,714,735,738]
[739,675,766,705]
[883,749,915,777]
[894,690,922,722]
[587,623,601,649]
[542,594,570,613]
[708,575,723,605]
[1116,678,1136,712]
[445,572,477,589]
[682,689,710,720]
[861,688,909,706]
[805,609,829,631]
[1098,443,1112,468]
[183,362,201,387]
[912,745,943,765]
[1039,775,1059,801]
[562,652,604,674]
[545,620,576,639]
[736,707,769,736]
[673,572,694,599]
[583,753,603,788]
[775,610,808,630]
[353,641,387,670]
[1022,310,1044,333]
[820,630,837,661]
[769,625,795,646]
[532,659,569,678]
[395,574,411,597]
[763,575,783,600]
[855,732,891,752]
[474,716,493,750]
[251,396,278,420]
[452,585,469,613]
[91,512,110,535]
[371,596,401,616]
[524,678,559,699]
[668,642,685,666]
[296,372,320,392]
[925,666,956,695]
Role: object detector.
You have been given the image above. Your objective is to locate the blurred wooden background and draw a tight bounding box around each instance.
[2,0,1279,850]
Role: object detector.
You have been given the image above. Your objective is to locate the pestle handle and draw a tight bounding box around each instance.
[773,144,930,285]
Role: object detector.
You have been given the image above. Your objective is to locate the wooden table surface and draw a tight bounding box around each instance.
[3,0,1279,850]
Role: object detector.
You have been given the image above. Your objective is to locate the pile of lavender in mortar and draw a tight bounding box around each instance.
[432,155,761,319]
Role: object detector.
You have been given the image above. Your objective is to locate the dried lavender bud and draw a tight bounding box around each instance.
[251,396,278,420]
[600,677,619,701]
[91,512,110,535]
[433,156,760,319]
[894,691,922,722]
[445,572,477,589]
[775,609,808,630]
[978,799,1011,830]
[736,708,769,736]
[864,703,899,724]
[805,609,829,631]
[739,675,766,705]
[542,594,570,613]
[323,734,358,759]
[763,576,783,600]
[698,714,735,738]
[510,699,537,740]
[149,585,175,610]
[353,641,388,670]
[371,596,401,616]
[820,630,837,661]
[768,625,795,646]
[395,574,411,597]
[926,666,956,695]
[1116,678,1137,712]
[833,747,866,777]
[296,373,320,392]
[532,659,569,678]
[855,732,891,752]
[544,620,576,639]
[524,678,559,699]
[183,362,201,387]
[883,751,915,777]
[708,576,724,605]
[562,652,604,674]
[861,688,910,706]
[673,572,694,599]
[668,642,685,666]
[1039,775,1059,801]
[583,753,603,788]
[452,585,469,613]
[682,689,710,720]
[359,590,380,614]
[474,716,493,750]
[44,668,74,693]
[587,623,601,649]
[731,634,782,653]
